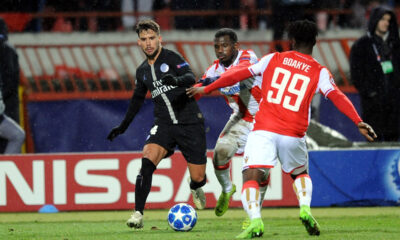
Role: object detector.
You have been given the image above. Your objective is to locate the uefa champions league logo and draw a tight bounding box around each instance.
[383,152,400,203]
[391,157,400,193]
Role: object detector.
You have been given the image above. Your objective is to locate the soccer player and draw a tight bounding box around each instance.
[107,19,207,229]
[0,18,25,154]
[0,84,25,154]
[187,20,377,238]
[198,28,268,217]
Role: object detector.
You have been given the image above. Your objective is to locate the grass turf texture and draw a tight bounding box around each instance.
[1,207,400,240]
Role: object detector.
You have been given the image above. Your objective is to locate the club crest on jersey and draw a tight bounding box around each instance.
[160,63,169,72]
[177,62,189,69]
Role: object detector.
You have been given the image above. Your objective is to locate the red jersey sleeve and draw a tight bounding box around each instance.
[204,67,253,94]
[327,89,362,125]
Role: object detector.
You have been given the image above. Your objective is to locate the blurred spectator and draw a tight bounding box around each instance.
[214,0,240,29]
[171,0,217,29]
[0,19,21,127]
[0,0,45,32]
[0,18,26,153]
[350,0,368,28]
[257,0,268,30]
[121,0,154,31]
[239,0,257,30]
[271,0,313,52]
[84,0,121,32]
[42,0,120,32]
[350,6,400,141]
[153,0,171,30]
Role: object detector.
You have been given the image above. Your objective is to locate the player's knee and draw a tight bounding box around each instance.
[290,166,308,180]
[214,143,235,166]
[190,174,207,190]
[15,129,25,145]
[7,127,25,147]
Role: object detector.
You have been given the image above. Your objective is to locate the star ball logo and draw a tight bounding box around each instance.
[391,156,400,194]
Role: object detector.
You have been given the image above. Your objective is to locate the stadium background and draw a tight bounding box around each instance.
[1,2,400,212]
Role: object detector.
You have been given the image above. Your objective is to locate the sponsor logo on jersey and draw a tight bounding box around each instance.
[219,84,241,96]
[177,62,189,69]
[151,79,176,97]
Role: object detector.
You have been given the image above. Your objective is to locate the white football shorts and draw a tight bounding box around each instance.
[243,130,308,173]
[217,115,254,155]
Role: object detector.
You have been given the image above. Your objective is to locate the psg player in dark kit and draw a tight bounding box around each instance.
[107,19,207,229]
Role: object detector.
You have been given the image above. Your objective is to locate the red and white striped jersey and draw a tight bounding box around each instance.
[248,51,338,137]
[202,49,262,122]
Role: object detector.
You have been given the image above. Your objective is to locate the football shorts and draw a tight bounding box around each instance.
[243,130,308,173]
[145,122,207,165]
[217,115,254,155]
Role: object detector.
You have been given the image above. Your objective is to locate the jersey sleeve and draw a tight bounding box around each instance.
[239,49,258,64]
[170,51,194,77]
[327,89,362,125]
[318,68,362,125]
[317,67,338,98]
[133,68,148,99]
[248,53,275,77]
[204,67,252,93]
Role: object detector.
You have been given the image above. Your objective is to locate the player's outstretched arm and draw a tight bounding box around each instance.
[186,86,206,98]
[107,94,145,141]
[160,72,196,87]
[357,122,377,142]
[187,67,252,98]
[327,89,376,142]
[107,125,126,141]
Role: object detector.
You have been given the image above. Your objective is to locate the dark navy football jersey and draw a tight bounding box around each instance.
[134,48,204,124]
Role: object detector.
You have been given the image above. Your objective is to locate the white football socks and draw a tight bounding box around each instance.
[293,174,313,207]
[241,180,261,220]
[215,167,233,193]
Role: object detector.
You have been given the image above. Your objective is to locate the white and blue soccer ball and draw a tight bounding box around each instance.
[167,203,197,231]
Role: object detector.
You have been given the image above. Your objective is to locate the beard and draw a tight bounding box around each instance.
[144,46,161,60]
[220,52,236,67]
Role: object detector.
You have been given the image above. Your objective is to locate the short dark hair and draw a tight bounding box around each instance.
[214,28,238,43]
[287,20,318,47]
[135,19,160,36]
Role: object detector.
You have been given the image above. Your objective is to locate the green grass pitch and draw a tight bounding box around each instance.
[1,207,400,240]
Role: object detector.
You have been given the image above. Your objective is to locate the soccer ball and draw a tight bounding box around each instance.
[167,203,197,231]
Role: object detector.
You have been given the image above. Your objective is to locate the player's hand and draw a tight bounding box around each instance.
[357,122,377,142]
[199,76,220,86]
[160,74,178,86]
[107,126,126,141]
[186,86,206,98]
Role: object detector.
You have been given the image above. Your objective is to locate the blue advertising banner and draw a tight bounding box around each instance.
[27,97,231,153]
[309,149,400,207]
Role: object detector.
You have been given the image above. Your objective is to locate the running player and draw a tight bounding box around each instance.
[108,19,207,229]
[187,20,377,238]
[199,28,268,217]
